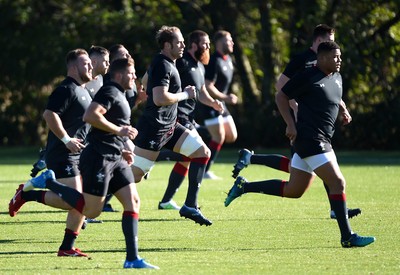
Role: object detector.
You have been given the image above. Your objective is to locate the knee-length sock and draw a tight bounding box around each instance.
[59,228,78,250]
[329,194,352,240]
[250,154,290,173]
[243,179,287,197]
[21,190,46,204]
[46,179,85,213]
[185,157,209,207]
[161,162,189,203]
[122,211,139,261]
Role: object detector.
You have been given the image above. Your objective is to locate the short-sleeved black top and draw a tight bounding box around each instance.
[45,76,92,161]
[104,72,137,109]
[87,81,131,159]
[282,48,317,78]
[140,53,182,129]
[282,67,343,142]
[204,51,234,94]
[176,51,205,117]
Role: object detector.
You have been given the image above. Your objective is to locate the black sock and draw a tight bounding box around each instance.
[250,154,290,173]
[243,179,286,197]
[59,228,78,250]
[185,157,209,207]
[122,211,139,261]
[156,150,190,162]
[329,194,352,240]
[46,179,85,213]
[205,140,222,172]
[104,193,113,205]
[161,162,188,203]
[21,190,46,204]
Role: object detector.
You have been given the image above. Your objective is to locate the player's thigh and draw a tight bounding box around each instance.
[132,146,159,180]
[114,183,140,212]
[205,119,225,142]
[222,115,237,143]
[285,167,315,198]
[313,159,345,193]
[172,126,209,158]
[82,193,106,219]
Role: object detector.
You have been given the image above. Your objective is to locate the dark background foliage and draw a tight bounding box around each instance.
[1,0,399,149]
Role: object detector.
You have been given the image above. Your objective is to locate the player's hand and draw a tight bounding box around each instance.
[117,125,138,140]
[341,109,352,125]
[225,93,238,105]
[136,83,148,103]
[285,124,297,145]
[66,138,85,154]
[184,85,196,99]
[212,99,224,113]
[122,149,135,165]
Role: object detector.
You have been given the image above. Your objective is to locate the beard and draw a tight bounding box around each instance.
[79,69,92,83]
[195,48,210,65]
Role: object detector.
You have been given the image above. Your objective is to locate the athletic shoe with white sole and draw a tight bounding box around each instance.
[9,184,26,217]
[224,176,247,207]
[232,149,253,178]
[23,169,55,191]
[158,200,181,210]
[124,258,159,269]
[57,247,88,257]
[330,208,362,219]
[341,233,375,248]
[179,205,212,226]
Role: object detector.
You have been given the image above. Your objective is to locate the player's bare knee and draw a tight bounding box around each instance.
[84,208,102,219]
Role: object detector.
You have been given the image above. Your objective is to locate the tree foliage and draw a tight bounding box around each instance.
[0,0,399,149]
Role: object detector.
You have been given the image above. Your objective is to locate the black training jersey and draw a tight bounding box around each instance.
[86,75,103,99]
[140,53,182,129]
[282,48,317,78]
[282,67,343,142]
[176,52,205,117]
[87,81,131,159]
[205,51,234,94]
[104,72,137,109]
[45,76,92,160]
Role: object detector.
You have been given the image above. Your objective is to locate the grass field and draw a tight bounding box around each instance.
[1,147,399,274]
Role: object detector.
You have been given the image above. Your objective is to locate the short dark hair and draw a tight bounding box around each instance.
[108,44,126,62]
[313,24,335,41]
[109,57,135,78]
[213,30,230,44]
[317,41,340,55]
[156,25,180,49]
[88,45,109,57]
[188,30,208,48]
[65,48,88,67]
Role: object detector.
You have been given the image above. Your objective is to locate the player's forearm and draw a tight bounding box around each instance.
[43,110,69,139]
[275,91,296,128]
[198,86,217,107]
[205,81,227,101]
[84,111,120,134]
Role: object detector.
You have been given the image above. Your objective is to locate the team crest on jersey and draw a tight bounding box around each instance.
[96,172,105,183]
[191,67,196,71]
[222,65,228,71]
[149,140,156,149]
[335,79,342,89]
[65,165,73,175]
